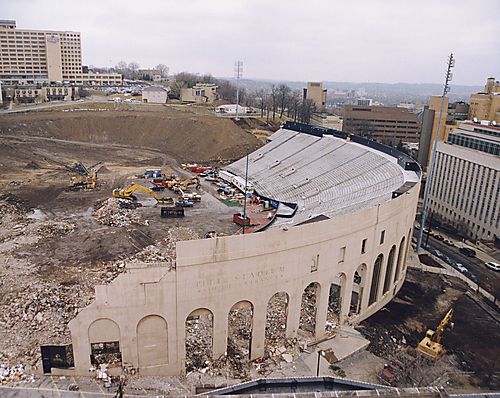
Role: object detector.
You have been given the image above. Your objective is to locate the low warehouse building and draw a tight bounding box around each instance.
[142,85,169,104]
[67,122,421,376]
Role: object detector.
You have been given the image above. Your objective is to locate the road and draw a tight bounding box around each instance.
[414,230,500,297]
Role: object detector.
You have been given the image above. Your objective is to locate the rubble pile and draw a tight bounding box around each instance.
[127,245,170,264]
[326,286,341,334]
[0,272,99,367]
[93,198,142,227]
[185,314,214,373]
[299,284,319,335]
[0,364,35,384]
[264,292,288,351]
[37,220,75,237]
[161,227,200,260]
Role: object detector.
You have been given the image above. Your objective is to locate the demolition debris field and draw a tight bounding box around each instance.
[0,104,498,394]
[0,104,260,369]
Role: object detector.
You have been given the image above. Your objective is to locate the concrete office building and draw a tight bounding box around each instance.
[342,105,420,146]
[0,20,121,85]
[304,82,327,111]
[428,122,500,242]
[65,122,420,376]
[469,77,500,123]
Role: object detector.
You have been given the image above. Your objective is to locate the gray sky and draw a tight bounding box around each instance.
[3,0,499,85]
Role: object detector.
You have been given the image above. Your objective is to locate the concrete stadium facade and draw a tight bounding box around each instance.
[67,124,420,376]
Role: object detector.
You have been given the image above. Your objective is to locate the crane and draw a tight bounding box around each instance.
[112,183,173,204]
[417,308,453,359]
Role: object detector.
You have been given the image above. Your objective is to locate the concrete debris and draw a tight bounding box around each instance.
[93,198,143,227]
[281,353,293,363]
[0,364,35,384]
[299,284,319,335]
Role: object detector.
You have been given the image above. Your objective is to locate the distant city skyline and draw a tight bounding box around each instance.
[3,0,499,86]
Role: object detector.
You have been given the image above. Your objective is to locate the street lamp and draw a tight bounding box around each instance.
[316,350,325,376]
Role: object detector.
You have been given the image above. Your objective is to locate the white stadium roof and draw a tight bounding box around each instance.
[226,125,420,227]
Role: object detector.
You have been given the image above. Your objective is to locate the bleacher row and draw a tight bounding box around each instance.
[226,128,407,225]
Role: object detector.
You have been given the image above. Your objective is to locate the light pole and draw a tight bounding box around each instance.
[417,53,455,253]
[316,350,325,376]
[242,150,249,234]
[234,61,243,120]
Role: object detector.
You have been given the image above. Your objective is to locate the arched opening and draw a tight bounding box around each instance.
[137,315,168,368]
[368,254,383,306]
[383,246,396,294]
[264,292,289,354]
[393,236,406,283]
[403,229,412,273]
[299,282,320,337]
[350,264,367,315]
[227,301,253,361]
[88,318,121,367]
[327,274,346,332]
[185,308,213,372]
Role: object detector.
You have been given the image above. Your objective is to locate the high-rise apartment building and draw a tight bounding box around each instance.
[303,82,327,111]
[428,122,499,242]
[342,105,420,146]
[0,20,121,85]
[469,77,500,123]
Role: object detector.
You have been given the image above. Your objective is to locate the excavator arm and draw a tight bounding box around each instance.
[113,183,172,203]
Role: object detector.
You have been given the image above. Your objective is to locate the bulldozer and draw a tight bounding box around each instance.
[416,308,453,360]
[69,161,100,190]
[112,183,173,204]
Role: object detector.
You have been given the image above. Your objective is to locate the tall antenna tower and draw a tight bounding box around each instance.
[416,53,455,253]
[235,61,243,120]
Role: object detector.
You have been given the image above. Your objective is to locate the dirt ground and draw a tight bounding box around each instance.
[0,105,251,370]
[357,268,500,392]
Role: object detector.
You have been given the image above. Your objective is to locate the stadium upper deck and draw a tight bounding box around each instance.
[226,122,420,227]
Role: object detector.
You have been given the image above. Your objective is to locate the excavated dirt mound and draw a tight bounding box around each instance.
[0,109,262,162]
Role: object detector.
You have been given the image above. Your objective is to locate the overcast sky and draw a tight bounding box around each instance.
[3,0,499,85]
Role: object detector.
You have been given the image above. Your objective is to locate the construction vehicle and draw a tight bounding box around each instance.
[416,308,453,359]
[69,161,100,190]
[112,183,173,204]
[175,199,194,207]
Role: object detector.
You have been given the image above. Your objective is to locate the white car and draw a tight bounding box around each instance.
[485,261,500,272]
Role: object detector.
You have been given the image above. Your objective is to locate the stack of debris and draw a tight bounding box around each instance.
[0,364,35,384]
[299,284,318,335]
[37,221,75,237]
[93,198,142,227]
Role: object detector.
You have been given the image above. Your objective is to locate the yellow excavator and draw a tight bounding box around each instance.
[112,183,173,204]
[417,308,453,360]
[69,162,100,190]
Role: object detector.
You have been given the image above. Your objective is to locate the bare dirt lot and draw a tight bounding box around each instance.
[0,105,255,369]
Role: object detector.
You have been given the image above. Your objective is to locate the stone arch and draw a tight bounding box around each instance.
[299,282,321,337]
[185,308,213,372]
[403,229,412,272]
[227,300,254,361]
[368,254,383,306]
[327,273,347,332]
[264,292,289,353]
[383,245,396,294]
[88,318,121,366]
[393,236,406,283]
[137,315,168,369]
[350,264,367,315]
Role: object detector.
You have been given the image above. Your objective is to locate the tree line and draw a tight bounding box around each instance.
[93,61,317,123]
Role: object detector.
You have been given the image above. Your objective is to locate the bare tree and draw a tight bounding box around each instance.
[298,98,316,124]
[155,64,169,78]
[128,62,140,80]
[277,84,291,119]
[270,85,278,121]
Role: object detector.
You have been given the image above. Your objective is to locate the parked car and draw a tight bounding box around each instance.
[485,261,500,272]
[459,247,476,257]
[435,234,445,241]
[175,199,194,207]
[443,239,455,247]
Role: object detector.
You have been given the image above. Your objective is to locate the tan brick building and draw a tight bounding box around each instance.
[469,77,500,123]
[0,20,121,85]
[342,105,420,146]
[303,82,327,111]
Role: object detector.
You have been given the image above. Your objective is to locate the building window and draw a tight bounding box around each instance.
[339,246,346,263]
[380,230,385,245]
[361,238,367,254]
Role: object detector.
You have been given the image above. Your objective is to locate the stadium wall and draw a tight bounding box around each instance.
[68,179,419,376]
